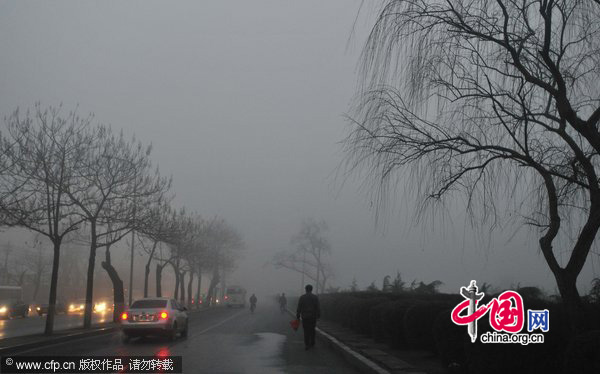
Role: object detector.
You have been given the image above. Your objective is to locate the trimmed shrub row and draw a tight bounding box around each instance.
[318,292,600,374]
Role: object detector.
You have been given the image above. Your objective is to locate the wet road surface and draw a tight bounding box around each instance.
[17,302,360,373]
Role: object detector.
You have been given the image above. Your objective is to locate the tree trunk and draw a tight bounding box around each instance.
[101,246,125,323]
[44,240,61,335]
[180,271,186,304]
[156,263,163,297]
[555,270,585,333]
[206,268,220,306]
[144,262,151,298]
[143,241,158,299]
[195,268,202,309]
[173,262,180,300]
[33,271,41,301]
[187,272,194,308]
[83,222,97,329]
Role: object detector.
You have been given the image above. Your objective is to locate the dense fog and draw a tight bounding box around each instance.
[1,0,598,306]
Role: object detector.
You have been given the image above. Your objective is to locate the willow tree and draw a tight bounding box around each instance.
[344,1,600,331]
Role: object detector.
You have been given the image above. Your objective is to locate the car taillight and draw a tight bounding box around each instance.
[160,311,168,319]
[225,295,228,300]
[121,312,128,320]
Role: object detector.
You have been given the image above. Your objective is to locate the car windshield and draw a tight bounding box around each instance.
[130,300,167,309]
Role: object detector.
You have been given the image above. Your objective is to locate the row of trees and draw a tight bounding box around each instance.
[344,273,443,295]
[0,104,242,335]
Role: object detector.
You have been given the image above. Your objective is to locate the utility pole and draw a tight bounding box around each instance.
[300,245,306,293]
[129,232,135,306]
[3,243,11,284]
[316,245,321,294]
[128,173,138,307]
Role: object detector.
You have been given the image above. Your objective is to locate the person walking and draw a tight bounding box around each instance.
[249,293,257,313]
[279,293,287,313]
[296,284,320,350]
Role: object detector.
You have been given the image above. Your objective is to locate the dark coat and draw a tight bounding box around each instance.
[296,292,320,320]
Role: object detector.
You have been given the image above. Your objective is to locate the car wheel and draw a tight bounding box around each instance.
[181,320,188,338]
[169,323,177,341]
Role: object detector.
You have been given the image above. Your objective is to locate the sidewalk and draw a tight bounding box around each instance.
[315,319,445,374]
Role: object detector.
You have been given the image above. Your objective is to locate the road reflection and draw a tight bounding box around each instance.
[0,313,112,339]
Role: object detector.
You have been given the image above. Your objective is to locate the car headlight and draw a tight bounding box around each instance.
[79,304,84,309]
[94,302,106,312]
[69,304,75,310]
[36,307,41,311]
[0,306,7,313]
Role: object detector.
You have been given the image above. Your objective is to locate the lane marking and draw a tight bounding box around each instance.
[196,310,246,335]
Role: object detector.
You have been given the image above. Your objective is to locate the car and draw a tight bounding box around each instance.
[33,303,67,316]
[0,299,28,319]
[0,286,28,319]
[67,298,113,314]
[93,299,113,314]
[67,299,86,314]
[120,298,188,343]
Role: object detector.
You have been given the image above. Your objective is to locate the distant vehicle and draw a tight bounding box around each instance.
[67,299,86,314]
[225,286,246,308]
[120,298,188,343]
[0,286,28,319]
[93,299,113,314]
[33,303,67,316]
[68,298,113,314]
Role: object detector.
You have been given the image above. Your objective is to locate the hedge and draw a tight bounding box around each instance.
[318,291,600,374]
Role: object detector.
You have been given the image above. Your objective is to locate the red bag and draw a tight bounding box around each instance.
[290,319,300,331]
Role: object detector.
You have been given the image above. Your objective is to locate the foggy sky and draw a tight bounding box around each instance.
[1,0,598,299]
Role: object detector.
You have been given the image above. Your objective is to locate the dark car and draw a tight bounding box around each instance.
[34,303,67,316]
[0,299,29,319]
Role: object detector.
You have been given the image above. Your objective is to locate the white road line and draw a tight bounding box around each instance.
[196,310,246,335]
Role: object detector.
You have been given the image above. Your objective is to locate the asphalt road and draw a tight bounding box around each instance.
[0,313,110,339]
[16,302,360,373]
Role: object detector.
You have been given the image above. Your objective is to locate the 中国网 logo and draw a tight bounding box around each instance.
[451,280,549,345]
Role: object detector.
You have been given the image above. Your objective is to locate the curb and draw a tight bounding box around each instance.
[287,308,392,374]
[316,326,391,374]
[0,307,209,355]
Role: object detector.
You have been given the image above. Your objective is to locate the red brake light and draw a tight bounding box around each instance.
[121,312,128,320]
[160,311,168,319]
[225,295,228,300]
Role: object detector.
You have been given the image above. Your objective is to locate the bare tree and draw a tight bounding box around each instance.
[272,219,333,293]
[344,1,600,331]
[202,217,243,306]
[136,199,178,298]
[0,105,87,334]
[67,125,171,326]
